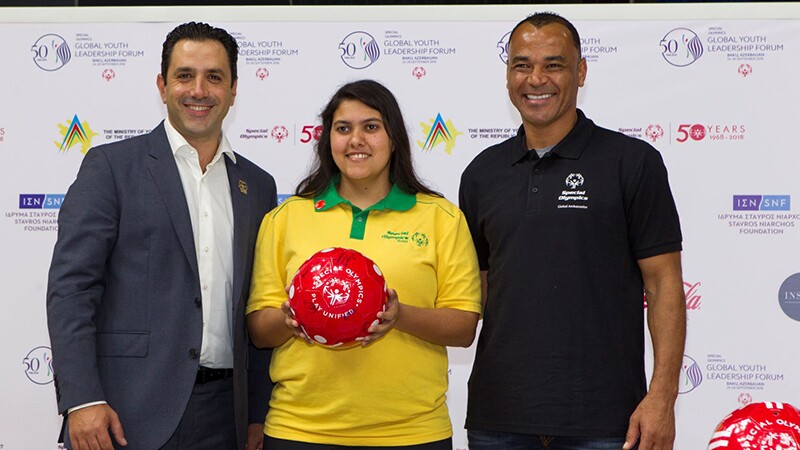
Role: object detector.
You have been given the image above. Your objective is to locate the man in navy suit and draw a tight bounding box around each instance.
[46,22,276,450]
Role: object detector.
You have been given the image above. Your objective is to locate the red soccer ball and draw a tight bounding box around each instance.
[288,247,388,348]
[707,402,800,450]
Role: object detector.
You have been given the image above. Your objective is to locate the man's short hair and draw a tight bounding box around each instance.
[161,21,239,86]
[510,12,582,59]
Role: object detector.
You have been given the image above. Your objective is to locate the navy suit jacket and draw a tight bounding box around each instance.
[46,122,276,449]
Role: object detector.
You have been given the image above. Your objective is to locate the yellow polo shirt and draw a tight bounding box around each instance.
[247,182,481,446]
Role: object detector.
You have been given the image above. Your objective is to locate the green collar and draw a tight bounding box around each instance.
[313,177,416,213]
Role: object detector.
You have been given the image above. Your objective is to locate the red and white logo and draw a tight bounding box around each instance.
[644,124,664,143]
[412,66,426,80]
[322,277,352,307]
[256,67,269,80]
[676,123,746,143]
[271,125,288,142]
[738,64,753,77]
[738,392,753,406]
[101,69,115,82]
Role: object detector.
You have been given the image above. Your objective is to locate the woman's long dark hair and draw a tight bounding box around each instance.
[295,79,441,198]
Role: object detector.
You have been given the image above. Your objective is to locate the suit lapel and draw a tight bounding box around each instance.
[145,122,199,278]
[226,154,250,317]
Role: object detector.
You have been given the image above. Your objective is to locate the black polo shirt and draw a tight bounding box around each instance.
[459,109,682,437]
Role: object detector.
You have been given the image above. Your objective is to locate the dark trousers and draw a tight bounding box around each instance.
[160,375,237,450]
[263,435,453,450]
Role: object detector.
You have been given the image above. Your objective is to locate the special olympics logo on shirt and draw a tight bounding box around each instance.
[497,31,511,64]
[660,28,704,67]
[338,31,380,69]
[31,34,72,71]
[565,173,584,189]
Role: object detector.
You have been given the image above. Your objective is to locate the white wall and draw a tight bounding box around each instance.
[1,4,798,449]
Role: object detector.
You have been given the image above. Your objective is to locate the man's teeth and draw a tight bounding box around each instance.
[187,105,211,111]
[526,94,552,100]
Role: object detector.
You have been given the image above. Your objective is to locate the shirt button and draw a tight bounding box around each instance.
[532,187,539,193]
[357,217,364,222]
[203,284,208,290]
[534,169,540,174]
[204,247,209,252]
[203,211,209,217]
[189,348,199,359]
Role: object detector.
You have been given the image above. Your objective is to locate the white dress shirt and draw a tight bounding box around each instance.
[165,119,235,369]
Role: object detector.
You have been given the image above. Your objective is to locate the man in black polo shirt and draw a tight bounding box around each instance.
[459,12,685,450]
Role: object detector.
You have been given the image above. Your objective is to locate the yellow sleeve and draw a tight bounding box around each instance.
[246,206,288,314]
[434,206,482,316]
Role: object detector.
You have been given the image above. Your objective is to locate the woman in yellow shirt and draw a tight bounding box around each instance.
[247,79,481,449]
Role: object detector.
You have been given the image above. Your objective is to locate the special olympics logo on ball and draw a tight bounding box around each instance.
[322,277,352,307]
[31,34,72,71]
[678,354,702,394]
[23,346,54,385]
[778,273,800,321]
[660,28,703,67]
[497,31,511,64]
[338,31,380,69]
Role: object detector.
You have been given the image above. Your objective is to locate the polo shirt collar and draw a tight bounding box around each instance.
[510,109,595,165]
[312,176,416,212]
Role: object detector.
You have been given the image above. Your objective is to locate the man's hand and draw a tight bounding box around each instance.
[68,404,127,450]
[624,392,676,450]
[245,423,264,450]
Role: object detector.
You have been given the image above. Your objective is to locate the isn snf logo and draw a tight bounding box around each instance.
[19,194,64,209]
[779,273,800,322]
[733,195,790,211]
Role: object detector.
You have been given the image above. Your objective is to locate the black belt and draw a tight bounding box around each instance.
[195,367,233,384]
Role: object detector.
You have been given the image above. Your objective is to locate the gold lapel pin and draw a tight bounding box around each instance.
[238,180,248,195]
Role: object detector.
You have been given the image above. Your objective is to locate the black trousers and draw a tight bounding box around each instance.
[160,375,237,450]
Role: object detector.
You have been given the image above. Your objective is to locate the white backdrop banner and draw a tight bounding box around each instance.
[1,4,798,449]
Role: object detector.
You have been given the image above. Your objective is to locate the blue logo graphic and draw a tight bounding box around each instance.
[678,355,702,394]
[23,346,54,385]
[31,34,72,71]
[497,31,511,64]
[19,194,65,209]
[733,195,790,211]
[660,28,703,67]
[339,31,380,69]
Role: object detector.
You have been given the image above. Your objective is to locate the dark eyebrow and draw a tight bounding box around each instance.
[333,118,382,126]
[172,66,226,75]
[509,55,567,64]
